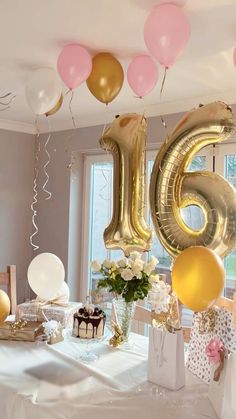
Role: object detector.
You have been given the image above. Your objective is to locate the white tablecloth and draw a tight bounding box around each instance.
[0,333,217,419]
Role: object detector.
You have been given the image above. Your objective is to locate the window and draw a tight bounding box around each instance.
[81,144,236,309]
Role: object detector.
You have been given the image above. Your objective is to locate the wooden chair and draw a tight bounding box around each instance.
[0,265,16,314]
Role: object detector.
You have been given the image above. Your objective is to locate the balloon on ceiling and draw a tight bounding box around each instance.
[57,43,92,90]
[127,55,158,98]
[144,3,191,68]
[86,52,124,104]
[25,68,62,115]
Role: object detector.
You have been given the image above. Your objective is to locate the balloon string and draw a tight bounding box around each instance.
[30,122,40,251]
[159,67,169,139]
[42,117,52,200]
[69,89,77,129]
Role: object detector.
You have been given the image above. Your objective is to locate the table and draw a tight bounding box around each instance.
[0,333,217,419]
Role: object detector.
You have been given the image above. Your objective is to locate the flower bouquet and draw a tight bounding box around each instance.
[91,252,159,342]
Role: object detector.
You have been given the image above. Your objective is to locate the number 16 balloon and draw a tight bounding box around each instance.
[149,101,236,259]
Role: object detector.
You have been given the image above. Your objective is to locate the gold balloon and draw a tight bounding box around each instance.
[87,53,124,104]
[149,102,236,259]
[100,113,153,256]
[0,289,10,323]
[45,94,63,116]
[172,246,225,312]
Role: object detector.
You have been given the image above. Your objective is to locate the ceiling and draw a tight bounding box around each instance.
[1,0,236,133]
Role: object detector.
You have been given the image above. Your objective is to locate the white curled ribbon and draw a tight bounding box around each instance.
[42,117,52,200]
[30,127,40,251]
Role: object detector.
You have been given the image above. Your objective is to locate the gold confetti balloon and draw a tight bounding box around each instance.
[0,290,10,323]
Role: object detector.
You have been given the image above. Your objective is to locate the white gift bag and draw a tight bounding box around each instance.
[147,327,185,391]
[208,361,227,418]
[221,354,236,419]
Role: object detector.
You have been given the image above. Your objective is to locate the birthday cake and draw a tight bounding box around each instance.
[73,304,106,339]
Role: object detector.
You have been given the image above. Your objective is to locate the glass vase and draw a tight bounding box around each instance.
[112,297,136,342]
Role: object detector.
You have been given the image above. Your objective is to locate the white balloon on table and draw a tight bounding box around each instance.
[27,253,65,301]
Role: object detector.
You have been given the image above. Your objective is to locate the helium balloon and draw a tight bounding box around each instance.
[57,44,92,90]
[25,68,62,115]
[149,102,236,260]
[172,246,225,312]
[45,94,63,116]
[144,4,191,67]
[127,55,158,98]
[0,290,10,323]
[28,253,65,301]
[87,53,124,104]
[100,113,153,255]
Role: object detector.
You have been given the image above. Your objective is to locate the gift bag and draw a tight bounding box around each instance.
[147,327,185,390]
[187,307,236,383]
[208,360,227,418]
[221,354,236,419]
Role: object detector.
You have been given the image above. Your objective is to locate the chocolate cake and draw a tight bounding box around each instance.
[72,304,106,339]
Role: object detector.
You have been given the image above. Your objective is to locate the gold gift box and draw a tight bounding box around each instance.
[0,320,44,342]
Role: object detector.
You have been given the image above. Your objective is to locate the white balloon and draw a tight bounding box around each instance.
[28,253,65,300]
[25,68,62,115]
[51,281,70,303]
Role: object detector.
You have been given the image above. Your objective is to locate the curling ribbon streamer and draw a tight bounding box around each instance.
[42,117,52,200]
[65,89,77,169]
[30,122,40,251]
[0,92,16,111]
[159,67,169,139]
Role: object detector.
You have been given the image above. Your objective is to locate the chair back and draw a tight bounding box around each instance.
[0,265,16,314]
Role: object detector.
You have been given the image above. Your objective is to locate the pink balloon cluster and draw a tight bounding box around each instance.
[127,3,191,98]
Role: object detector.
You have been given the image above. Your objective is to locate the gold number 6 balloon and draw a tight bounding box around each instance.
[149,102,236,259]
[100,114,153,256]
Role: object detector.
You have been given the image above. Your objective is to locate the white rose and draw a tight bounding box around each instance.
[148,256,159,269]
[149,274,159,284]
[130,251,141,261]
[91,260,101,272]
[121,268,134,281]
[103,259,112,269]
[133,259,144,270]
[143,262,152,275]
[132,266,142,279]
[117,258,128,268]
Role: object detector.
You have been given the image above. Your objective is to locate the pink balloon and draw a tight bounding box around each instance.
[127,55,158,97]
[57,44,92,89]
[144,4,191,68]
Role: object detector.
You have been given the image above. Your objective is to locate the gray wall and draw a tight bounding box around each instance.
[0,129,35,302]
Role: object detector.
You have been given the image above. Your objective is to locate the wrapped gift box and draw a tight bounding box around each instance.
[186,308,236,384]
[42,321,64,345]
[16,301,82,328]
[0,320,44,342]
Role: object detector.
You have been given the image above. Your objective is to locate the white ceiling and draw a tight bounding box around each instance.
[1,0,236,133]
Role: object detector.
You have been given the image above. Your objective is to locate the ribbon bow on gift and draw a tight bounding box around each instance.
[10,320,28,330]
[206,337,227,382]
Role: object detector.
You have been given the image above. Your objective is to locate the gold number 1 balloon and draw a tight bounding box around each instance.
[150,102,236,259]
[100,114,153,256]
